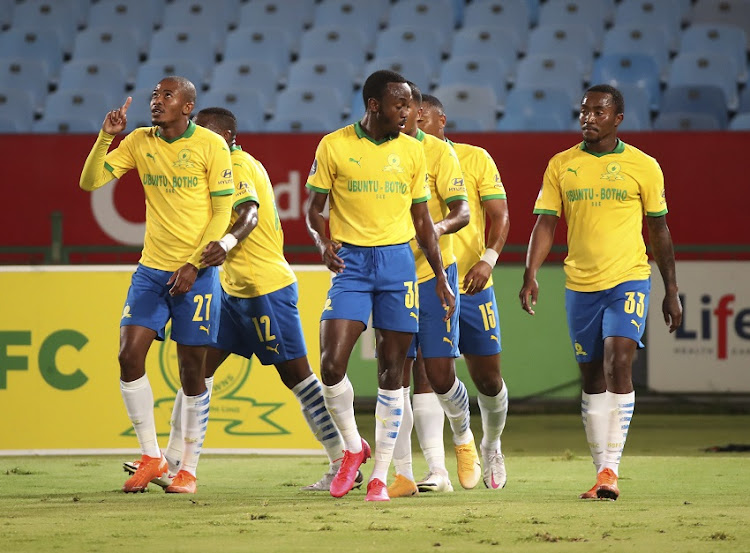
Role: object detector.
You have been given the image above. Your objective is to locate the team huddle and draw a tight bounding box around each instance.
[79,69,681,501]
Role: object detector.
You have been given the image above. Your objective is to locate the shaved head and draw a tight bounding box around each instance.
[159,75,196,104]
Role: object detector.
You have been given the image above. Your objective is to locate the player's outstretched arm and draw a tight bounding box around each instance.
[79,97,132,192]
[305,190,344,273]
[646,215,682,332]
[412,202,455,320]
[464,198,509,295]
[201,200,259,267]
[519,214,558,315]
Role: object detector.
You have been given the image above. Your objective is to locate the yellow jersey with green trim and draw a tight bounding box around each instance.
[305,122,430,247]
[534,140,668,292]
[451,141,507,292]
[409,130,468,283]
[222,146,297,298]
[103,121,234,271]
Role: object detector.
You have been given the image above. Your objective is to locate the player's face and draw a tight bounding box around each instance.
[417,105,445,137]
[377,82,411,136]
[150,79,193,126]
[579,92,622,144]
[403,97,421,135]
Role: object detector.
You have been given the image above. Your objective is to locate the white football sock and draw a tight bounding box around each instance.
[370,388,404,483]
[205,376,214,399]
[322,375,361,453]
[180,389,210,477]
[392,387,414,480]
[437,377,473,445]
[413,392,447,475]
[581,391,608,473]
[120,375,160,458]
[602,391,635,476]
[164,376,213,474]
[293,373,345,466]
[477,380,508,452]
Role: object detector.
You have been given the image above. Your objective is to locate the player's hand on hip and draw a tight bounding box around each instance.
[102,96,132,135]
[320,239,345,273]
[663,292,683,333]
[463,261,492,295]
[200,241,227,267]
[167,263,199,296]
[519,275,539,315]
[436,276,456,321]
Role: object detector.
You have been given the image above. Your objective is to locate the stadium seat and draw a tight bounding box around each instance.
[514,54,586,108]
[0,28,64,79]
[387,0,457,45]
[0,0,14,30]
[691,0,750,49]
[462,1,530,52]
[223,28,294,76]
[35,90,112,133]
[679,24,748,83]
[538,0,611,44]
[451,26,520,74]
[653,112,723,131]
[286,59,358,101]
[0,58,49,111]
[0,88,35,132]
[86,0,164,55]
[71,28,141,83]
[444,116,489,132]
[32,117,103,133]
[616,84,652,131]
[210,60,280,111]
[238,0,315,35]
[728,113,750,130]
[496,87,572,131]
[363,57,434,92]
[162,0,236,34]
[195,88,267,132]
[437,56,510,108]
[147,27,221,77]
[615,0,684,52]
[601,24,671,81]
[374,26,445,80]
[431,84,498,131]
[0,117,26,132]
[265,115,337,133]
[56,61,126,107]
[274,86,345,125]
[11,0,80,53]
[312,0,390,51]
[527,24,598,77]
[739,87,750,114]
[660,85,728,129]
[591,53,661,111]
[668,52,739,111]
[124,88,155,128]
[297,27,368,66]
[134,59,205,93]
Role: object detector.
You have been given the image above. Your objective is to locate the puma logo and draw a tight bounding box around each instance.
[265,343,280,354]
[567,166,580,176]
[630,319,642,332]
[490,335,498,342]
[199,325,210,334]
[374,413,388,427]
[146,153,156,161]
[443,337,454,347]
[349,157,362,167]
[409,312,418,320]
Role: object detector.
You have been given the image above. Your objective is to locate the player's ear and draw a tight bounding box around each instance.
[366,97,378,114]
[440,114,447,129]
[614,112,624,127]
[183,102,195,116]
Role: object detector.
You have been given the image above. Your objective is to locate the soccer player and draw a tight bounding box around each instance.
[519,85,682,500]
[126,107,357,492]
[79,77,234,494]
[305,69,455,502]
[388,84,480,498]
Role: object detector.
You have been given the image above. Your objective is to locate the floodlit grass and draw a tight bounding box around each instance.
[1,415,748,553]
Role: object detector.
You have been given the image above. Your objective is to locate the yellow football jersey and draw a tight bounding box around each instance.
[534,140,668,292]
[306,122,430,247]
[451,141,507,292]
[103,121,234,271]
[410,130,468,283]
[222,146,297,298]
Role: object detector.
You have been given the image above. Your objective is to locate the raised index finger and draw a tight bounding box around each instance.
[120,96,132,114]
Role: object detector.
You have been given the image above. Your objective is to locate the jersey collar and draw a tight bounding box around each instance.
[230,144,243,152]
[155,120,196,143]
[579,138,625,157]
[354,121,396,145]
[414,128,426,142]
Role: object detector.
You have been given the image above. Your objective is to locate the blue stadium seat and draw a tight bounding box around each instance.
[363,57,434,91]
[538,0,611,44]
[729,113,750,130]
[32,117,103,133]
[86,0,163,55]
[602,24,671,81]
[286,59,357,101]
[147,27,221,78]
[451,26,520,74]
[0,88,35,132]
[615,0,684,52]
[348,88,364,123]
[0,58,49,111]
[238,0,315,35]
[444,116,489,132]
[162,0,236,34]
[739,87,750,114]
[668,52,739,110]
[431,84,498,131]
[374,27,445,79]
[691,0,750,49]
[437,56,510,108]
[653,112,722,131]
[223,28,294,76]
[265,114,337,133]
[313,0,390,51]
[71,28,141,83]
[274,86,345,124]
[124,88,155,129]
[57,60,127,107]
[679,24,748,83]
[0,28,64,79]
[0,0,15,30]
[660,85,728,129]
[462,1,530,52]
[527,24,598,77]
[591,53,661,111]
[11,0,81,53]
[387,0,457,46]
[35,90,112,133]
[496,86,572,131]
[210,60,280,111]
[196,88,267,132]
[514,54,586,108]
[134,59,205,92]
[616,84,652,131]
[297,27,368,66]
[0,117,27,132]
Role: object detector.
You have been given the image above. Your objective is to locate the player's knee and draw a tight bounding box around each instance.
[117,348,144,379]
[474,374,502,396]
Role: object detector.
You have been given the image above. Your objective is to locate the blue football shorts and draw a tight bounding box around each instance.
[565,278,651,363]
[211,283,307,366]
[458,286,502,356]
[321,242,419,333]
[121,263,221,346]
[407,263,461,359]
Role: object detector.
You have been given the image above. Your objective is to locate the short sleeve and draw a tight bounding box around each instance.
[207,138,234,197]
[477,148,506,201]
[306,137,334,194]
[641,157,668,217]
[232,157,260,209]
[411,145,430,204]
[437,143,467,204]
[533,157,563,216]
